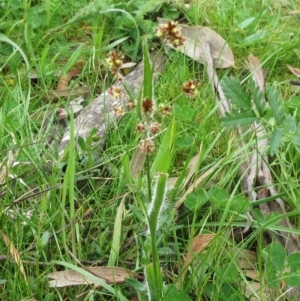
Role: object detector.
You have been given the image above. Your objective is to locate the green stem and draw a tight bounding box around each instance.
[146,154,152,201]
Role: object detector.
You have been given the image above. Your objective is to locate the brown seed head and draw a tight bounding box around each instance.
[113,106,125,117]
[142,98,154,115]
[182,80,199,98]
[106,51,124,71]
[139,138,155,154]
[136,123,146,133]
[156,21,185,48]
[149,122,161,134]
[108,86,123,100]
[127,100,136,110]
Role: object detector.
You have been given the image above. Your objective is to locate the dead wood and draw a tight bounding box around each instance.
[58,53,165,156]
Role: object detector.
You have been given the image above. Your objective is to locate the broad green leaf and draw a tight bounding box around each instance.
[238,17,256,30]
[221,111,258,127]
[263,242,286,288]
[165,284,193,301]
[252,208,265,224]
[174,104,195,121]
[243,30,267,45]
[151,118,175,174]
[265,212,281,225]
[220,76,251,110]
[269,128,284,155]
[210,186,229,208]
[285,253,300,286]
[184,189,209,211]
[108,198,125,266]
[230,195,250,213]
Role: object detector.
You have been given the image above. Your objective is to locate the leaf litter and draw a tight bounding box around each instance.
[47,266,138,288]
[158,18,235,68]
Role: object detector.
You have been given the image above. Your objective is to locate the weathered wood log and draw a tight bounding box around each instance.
[59,53,165,156]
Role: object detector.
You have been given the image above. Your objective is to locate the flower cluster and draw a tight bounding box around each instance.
[106,51,124,80]
[182,79,199,98]
[156,21,185,48]
[137,98,173,154]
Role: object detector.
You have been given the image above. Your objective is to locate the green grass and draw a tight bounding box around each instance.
[1,0,300,300]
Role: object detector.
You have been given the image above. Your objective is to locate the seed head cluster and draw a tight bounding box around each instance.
[156,21,185,48]
[106,24,200,155]
[182,79,199,98]
[106,51,124,75]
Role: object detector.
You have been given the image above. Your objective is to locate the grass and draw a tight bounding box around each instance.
[1,0,300,300]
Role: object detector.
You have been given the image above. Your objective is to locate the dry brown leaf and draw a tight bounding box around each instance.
[57,63,83,91]
[48,266,137,288]
[40,87,91,101]
[248,54,265,92]
[130,147,146,178]
[179,234,215,283]
[0,230,27,282]
[244,281,272,301]
[287,64,300,78]
[181,153,201,191]
[236,249,257,270]
[158,18,235,68]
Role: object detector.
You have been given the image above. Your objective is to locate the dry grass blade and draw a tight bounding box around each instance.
[158,18,235,68]
[174,157,224,210]
[0,230,27,282]
[248,54,265,92]
[180,153,201,192]
[287,64,300,78]
[47,266,137,288]
[0,150,14,184]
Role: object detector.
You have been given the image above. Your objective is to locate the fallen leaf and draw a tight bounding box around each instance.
[179,234,215,285]
[244,281,272,301]
[287,64,300,78]
[158,18,235,68]
[130,147,146,178]
[48,266,137,288]
[57,62,83,91]
[248,54,265,92]
[38,86,91,101]
[181,152,201,191]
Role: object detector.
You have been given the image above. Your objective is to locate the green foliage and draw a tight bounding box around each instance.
[220,76,300,155]
[184,188,209,211]
[263,242,300,288]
